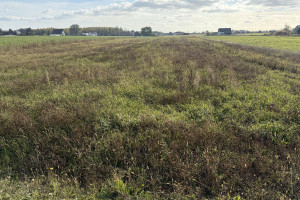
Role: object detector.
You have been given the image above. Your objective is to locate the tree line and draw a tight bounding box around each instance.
[68,24,154,36]
[0,25,155,37]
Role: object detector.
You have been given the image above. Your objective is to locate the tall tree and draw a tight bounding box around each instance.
[69,24,80,36]
[141,26,153,36]
[26,28,33,36]
[0,28,2,36]
[18,28,27,36]
[134,31,141,36]
[294,25,300,34]
[8,29,14,35]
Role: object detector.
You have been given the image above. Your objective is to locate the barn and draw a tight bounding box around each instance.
[50,29,65,36]
[218,28,232,35]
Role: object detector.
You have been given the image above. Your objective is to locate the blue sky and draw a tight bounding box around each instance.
[0,0,299,32]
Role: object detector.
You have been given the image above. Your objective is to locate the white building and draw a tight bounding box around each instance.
[82,32,98,36]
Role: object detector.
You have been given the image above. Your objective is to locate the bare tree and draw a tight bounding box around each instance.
[282,23,292,34]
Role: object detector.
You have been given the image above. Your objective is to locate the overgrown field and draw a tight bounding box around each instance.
[206,35,300,52]
[0,36,299,199]
[0,36,103,48]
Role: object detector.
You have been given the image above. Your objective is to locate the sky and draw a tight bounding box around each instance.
[0,0,299,32]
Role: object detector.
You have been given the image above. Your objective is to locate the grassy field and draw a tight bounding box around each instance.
[206,35,300,52]
[0,36,299,199]
[0,36,105,48]
[244,33,267,36]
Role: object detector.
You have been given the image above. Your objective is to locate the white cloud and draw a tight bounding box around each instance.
[131,0,218,10]
[247,0,299,7]
[0,0,299,32]
[0,16,34,21]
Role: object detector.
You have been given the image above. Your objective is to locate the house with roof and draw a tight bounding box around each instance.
[173,31,189,36]
[218,28,232,35]
[1,29,17,36]
[50,29,65,36]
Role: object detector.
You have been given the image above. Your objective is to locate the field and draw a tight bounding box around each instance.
[0,36,299,199]
[0,36,102,48]
[240,32,274,36]
[206,35,300,52]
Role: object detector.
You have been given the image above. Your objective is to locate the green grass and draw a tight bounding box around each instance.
[0,36,299,199]
[206,35,300,51]
[244,33,267,36]
[0,36,112,48]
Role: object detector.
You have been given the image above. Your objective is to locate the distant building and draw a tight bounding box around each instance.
[210,32,218,36]
[173,32,189,36]
[134,31,141,36]
[153,31,168,36]
[232,30,248,35]
[50,29,65,36]
[1,30,17,36]
[82,32,98,36]
[238,30,248,34]
[218,28,232,35]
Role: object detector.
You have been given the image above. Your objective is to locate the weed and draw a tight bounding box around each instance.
[0,36,299,199]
